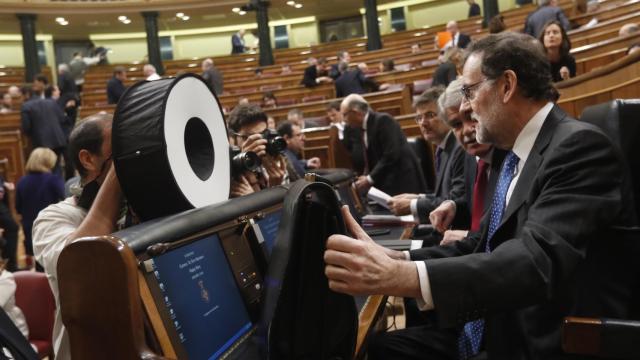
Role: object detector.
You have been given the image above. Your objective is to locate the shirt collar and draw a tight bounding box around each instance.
[511,102,553,167]
[363,111,369,131]
[438,131,452,149]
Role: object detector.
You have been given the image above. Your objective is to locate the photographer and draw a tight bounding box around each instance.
[32,113,122,360]
[227,104,293,198]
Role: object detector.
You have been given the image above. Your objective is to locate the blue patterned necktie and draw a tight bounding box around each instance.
[458,151,519,359]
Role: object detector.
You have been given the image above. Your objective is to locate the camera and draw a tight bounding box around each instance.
[230,146,261,178]
[261,128,287,156]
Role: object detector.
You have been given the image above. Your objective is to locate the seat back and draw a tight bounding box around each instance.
[580,99,640,319]
[580,99,640,223]
[12,271,55,345]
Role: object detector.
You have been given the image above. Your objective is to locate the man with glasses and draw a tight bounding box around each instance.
[387,87,466,225]
[340,94,426,196]
[277,121,321,177]
[227,104,289,197]
[324,32,637,359]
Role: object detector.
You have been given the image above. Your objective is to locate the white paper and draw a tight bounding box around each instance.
[367,186,391,209]
[410,240,423,250]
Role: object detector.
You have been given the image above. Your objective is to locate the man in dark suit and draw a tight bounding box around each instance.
[341,94,426,197]
[231,29,246,54]
[524,0,570,37]
[277,121,321,177]
[329,50,351,79]
[335,62,379,98]
[428,79,506,244]
[201,58,224,96]
[106,66,127,104]
[468,0,481,17]
[445,21,472,49]
[324,32,638,359]
[387,86,466,224]
[301,57,333,88]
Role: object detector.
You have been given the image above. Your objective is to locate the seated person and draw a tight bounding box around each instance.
[277,121,321,177]
[539,20,576,82]
[386,87,465,223]
[379,59,395,73]
[0,248,29,340]
[33,113,122,360]
[228,104,292,198]
[261,91,277,109]
[326,100,346,140]
[301,57,333,88]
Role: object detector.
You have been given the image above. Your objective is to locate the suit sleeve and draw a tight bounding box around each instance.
[557,9,570,32]
[425,128,627,328]
[368,115,403,184]
[20,104,32,136]
[415,146,466,223]
[301,67,317,88]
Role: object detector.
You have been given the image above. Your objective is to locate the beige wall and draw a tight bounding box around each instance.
[289,22,319,47]
[93,37,148,64]
[174,31,258,59]
[408,0,470,29]
[0,40,23,66]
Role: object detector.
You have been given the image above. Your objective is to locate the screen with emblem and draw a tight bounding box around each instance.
[150,234,253,360]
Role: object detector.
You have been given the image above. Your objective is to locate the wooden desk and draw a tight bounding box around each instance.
[354,225,414,359]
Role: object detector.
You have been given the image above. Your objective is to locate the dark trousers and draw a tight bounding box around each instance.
[368,325,487,360]
[0,203,18,271]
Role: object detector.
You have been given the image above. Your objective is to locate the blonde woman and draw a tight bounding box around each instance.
[16,148,64,268]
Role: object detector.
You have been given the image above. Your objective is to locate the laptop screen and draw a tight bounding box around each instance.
[254,208,283,256]
[150,234,253,360]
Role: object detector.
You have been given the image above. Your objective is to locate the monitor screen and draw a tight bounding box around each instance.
[336,184,362,223]
[254,209,283,256]
[151,234,253,360]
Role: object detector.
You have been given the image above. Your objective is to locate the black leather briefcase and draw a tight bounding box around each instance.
[258,179,358,360]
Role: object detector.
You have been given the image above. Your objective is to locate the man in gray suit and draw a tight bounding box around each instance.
[324,32,638,359]
[387,86,465,224]
[524,0,570,38]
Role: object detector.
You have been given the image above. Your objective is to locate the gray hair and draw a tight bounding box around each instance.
[437,79,464,119]
[58,64,69,73]
[342,94,370,113]
[413,86,445,108]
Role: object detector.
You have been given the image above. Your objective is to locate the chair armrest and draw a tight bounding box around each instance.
[563,316,640,359]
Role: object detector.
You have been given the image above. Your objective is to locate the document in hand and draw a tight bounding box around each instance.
[367,186,391,209]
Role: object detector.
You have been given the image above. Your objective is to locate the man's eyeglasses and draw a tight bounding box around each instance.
[460,78,488,101]
[415,111,438,123]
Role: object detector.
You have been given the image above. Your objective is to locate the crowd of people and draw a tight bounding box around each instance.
[0,1,640,358]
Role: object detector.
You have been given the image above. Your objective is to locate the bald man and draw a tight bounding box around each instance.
[340,94,426,196]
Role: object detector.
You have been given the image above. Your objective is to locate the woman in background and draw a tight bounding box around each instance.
[16,148,64,270]
[539,20,576,81]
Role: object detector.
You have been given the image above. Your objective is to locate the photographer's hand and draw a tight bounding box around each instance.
[241,134,267,157]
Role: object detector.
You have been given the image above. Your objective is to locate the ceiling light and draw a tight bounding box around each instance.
[232,7,241,12]
[286,1,295,5]
[176,12,184,17]
[55,17,65,22]
[181,16,190,21]
[59,21,69,26]
[118,15,127,21]
[295,3,303,8]
[122,19,132,24]
[239,10,247,15]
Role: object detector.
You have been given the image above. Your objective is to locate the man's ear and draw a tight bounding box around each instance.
[78,149,97,173]
[501,70,518,103]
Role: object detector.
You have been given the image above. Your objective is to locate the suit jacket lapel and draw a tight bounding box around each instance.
[498,106,566,229]
[435,131,455,195]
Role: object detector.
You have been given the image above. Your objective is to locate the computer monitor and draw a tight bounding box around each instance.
[252,208,283,257]
[148,233,255,359]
